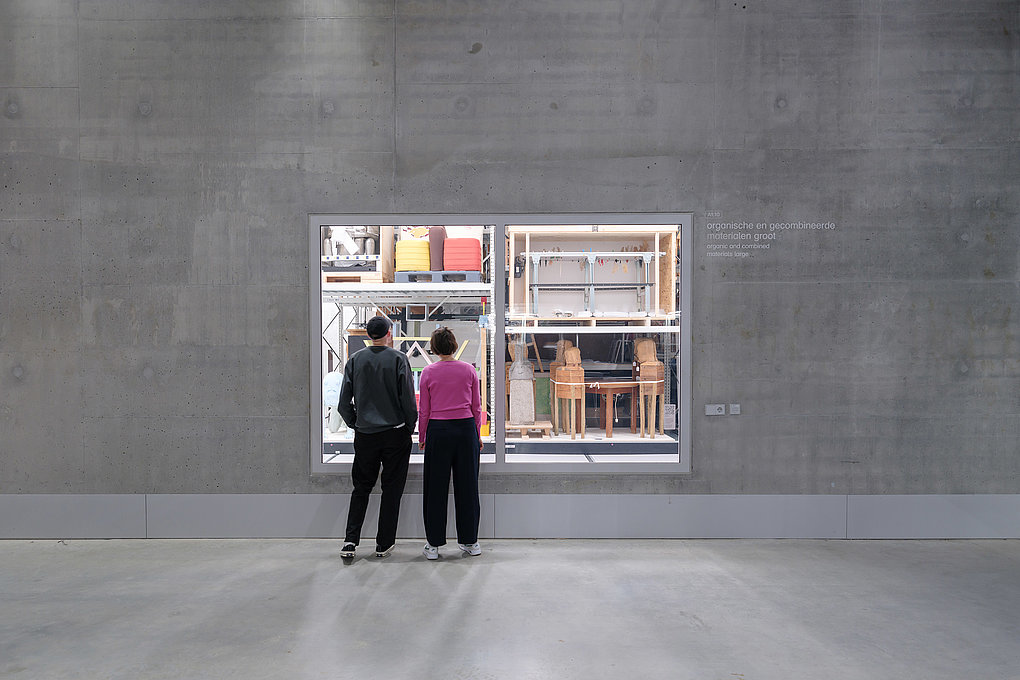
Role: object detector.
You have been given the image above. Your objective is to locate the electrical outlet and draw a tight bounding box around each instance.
[705,404,726,416]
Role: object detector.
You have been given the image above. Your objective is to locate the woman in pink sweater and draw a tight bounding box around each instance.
[418,327,483,560]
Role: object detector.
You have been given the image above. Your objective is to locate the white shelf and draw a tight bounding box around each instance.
[507,224,679,234]
[321,254,380,263]
[322,282,493,305]
[527,251,665,259]
[505,324,680,334]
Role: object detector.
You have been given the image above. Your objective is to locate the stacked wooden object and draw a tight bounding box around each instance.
[548,339,572,435]
[634,338,665,438]
[553,346,585,439]
[504,342,552,438]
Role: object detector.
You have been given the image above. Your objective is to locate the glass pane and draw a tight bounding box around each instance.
[504,224,681,462]
[320,225,495,465]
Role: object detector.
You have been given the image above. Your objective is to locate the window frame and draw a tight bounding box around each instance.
[309,213,693,475]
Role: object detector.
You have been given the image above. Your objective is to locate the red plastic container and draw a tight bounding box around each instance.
[443,237,481,271]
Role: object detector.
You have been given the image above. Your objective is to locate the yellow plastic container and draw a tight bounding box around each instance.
[395,240,431,271]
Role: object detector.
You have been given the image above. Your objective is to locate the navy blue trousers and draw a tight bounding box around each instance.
[422,418,480,547]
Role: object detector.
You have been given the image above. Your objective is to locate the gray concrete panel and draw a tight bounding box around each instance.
[0,217,85,493]
[494,494,847,538]
[479,472,711,496]
[5,493,1020,538]
[697,409,1020,496]
[865,434,1020,496]
[0,219,81,292]
[872,7,1018,149]
[79,17,394,159]
[702,148,1018,283]
[83,285,304,349]
[394,155,696,213]
[396,82,716,163]
[710,1,1018,149]
[0,1,78,87]
[80,1,393,21]
[0,351,85,493]
[147,493,350,538]
[79,162,195,286]
[1,220,82,353]
[706,281,1020,400]
[844,283,1020,376]
[848,494,1020,538]
[710,282,855,381]
[694,416,858,495]
[706,149,1018,274]
[1,286,83,353]
[147,493,495,539]
[0,495,144,538]
[82,345,305,419]
[83,417,310,494]
[0,87,80,221]
[398,1,715,85]
[712,10,882,150]
[850,151,1019,282]
[0,88,79,155]
[80,158,390,287]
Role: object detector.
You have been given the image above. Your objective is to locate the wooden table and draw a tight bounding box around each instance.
[585,380,639,438]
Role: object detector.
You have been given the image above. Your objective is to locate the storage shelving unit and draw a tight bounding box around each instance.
[525,250,662,318]
[507,225,678,328]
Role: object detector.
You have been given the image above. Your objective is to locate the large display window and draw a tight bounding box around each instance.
[315,223,496,466]
[310,214,692,473]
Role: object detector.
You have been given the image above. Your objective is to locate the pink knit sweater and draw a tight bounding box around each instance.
[417,359,482,445]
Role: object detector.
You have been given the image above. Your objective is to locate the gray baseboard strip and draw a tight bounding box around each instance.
[847,494,1020,539]
[494,494,847,538]
[147,493,497,539]
[1,494,1018,539]
[0,494,146,539]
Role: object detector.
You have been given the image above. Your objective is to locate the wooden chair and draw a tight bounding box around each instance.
[554,347,585,439]
[634,338,665,438]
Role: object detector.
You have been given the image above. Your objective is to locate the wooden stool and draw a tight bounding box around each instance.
[554,348,585,439]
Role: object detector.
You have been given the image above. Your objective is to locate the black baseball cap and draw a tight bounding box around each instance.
[365,316,392,340]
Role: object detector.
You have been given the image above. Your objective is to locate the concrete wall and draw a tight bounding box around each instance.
[1,0,1017,498]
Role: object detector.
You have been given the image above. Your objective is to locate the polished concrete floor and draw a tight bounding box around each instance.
[2,539,1019,679]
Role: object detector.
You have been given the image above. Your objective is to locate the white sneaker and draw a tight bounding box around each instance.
[423,544,439,560]
[458,542,481,556]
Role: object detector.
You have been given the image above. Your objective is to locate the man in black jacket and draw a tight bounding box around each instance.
[337,316,418,559]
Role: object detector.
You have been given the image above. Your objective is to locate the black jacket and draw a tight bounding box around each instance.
[338,345,418,434]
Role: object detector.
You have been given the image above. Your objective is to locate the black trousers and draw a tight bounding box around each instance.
[345,426,412,547]
[422,418,480,547]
